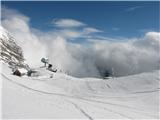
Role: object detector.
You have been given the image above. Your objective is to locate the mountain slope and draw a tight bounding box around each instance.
[1,62,159,119]
[0,26,25,66]
[0,26,159,119]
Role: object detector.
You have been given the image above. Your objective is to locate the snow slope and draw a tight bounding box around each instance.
[0,26,24,65]
[1,62,159,119]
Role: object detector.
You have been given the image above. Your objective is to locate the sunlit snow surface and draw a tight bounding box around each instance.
[1,63,159,119]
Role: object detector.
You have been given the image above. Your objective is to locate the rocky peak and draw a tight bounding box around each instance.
[0,26,26,68]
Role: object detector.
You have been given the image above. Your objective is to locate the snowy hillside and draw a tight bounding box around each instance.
[1,62,159,119]
[0,26,25,66]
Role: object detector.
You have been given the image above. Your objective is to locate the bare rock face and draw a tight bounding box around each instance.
[0,26,26,68]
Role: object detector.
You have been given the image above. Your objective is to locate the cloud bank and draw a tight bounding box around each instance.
[2,6,160,78]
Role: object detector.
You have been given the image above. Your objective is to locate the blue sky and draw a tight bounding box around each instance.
[1,1,160,38]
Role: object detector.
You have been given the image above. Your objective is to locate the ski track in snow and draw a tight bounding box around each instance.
[131,89,159,94]
[1,73,158,119]
[80,99,157,119]
[66,100,94,120]
[80,101,134,120]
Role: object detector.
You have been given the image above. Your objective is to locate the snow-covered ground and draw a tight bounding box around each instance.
[1,62,159,119]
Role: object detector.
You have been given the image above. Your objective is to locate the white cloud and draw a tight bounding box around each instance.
[112,27,119,31]
[47,28,102,41]
[2,6,160,78]
[56,29,82,40]
[52,18,85,28]
[2,6,47,67]
[51,18,102,41]
[55,28,102,40]
[90,32,160,76]
[126,6,143,12]
[83,27,102,34]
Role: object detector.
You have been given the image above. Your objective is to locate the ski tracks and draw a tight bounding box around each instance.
[1,73,158,119]
[66,100,94,120]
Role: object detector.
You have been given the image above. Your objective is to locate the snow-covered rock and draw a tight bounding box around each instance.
[0,26,25,67]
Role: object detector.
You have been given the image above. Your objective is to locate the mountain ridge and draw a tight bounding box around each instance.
[0,26,27,68]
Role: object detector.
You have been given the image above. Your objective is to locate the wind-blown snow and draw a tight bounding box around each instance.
[1,63,159,119]
[2,6,160,78]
